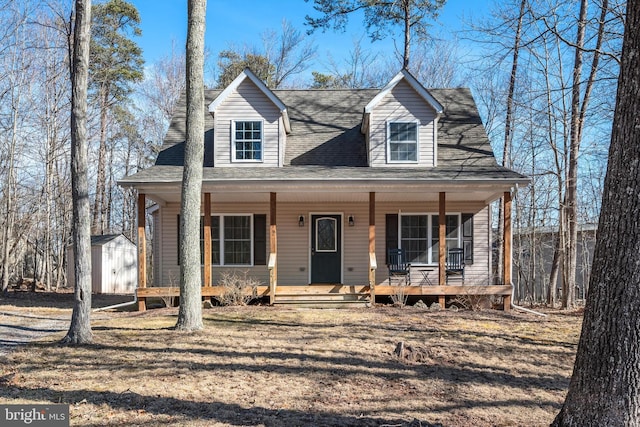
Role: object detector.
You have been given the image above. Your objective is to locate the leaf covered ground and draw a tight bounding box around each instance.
[0,292,581,426]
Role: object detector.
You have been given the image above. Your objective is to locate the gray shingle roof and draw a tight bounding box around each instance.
[279,89,374,166]
[121,85,528,185]
[91,234,130,246]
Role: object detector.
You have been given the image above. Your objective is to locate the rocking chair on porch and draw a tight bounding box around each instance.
[388,248,411,285]
[446,248,465,284]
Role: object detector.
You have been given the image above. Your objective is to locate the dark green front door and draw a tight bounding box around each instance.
[311,215,342,283]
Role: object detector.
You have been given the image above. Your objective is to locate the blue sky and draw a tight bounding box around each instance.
[131,0,491,75]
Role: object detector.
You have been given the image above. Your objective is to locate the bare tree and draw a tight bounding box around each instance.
[175,0,206,332]
[495,0,526,285]
[409,39,461,87]
[0,1,30,293]
[62,0,92,345]
[263,19,317,88]
[35,7,73,291]
[216,20,315,89]
[138,41,186,124]
[312,35,387,88]
[552,0,640,422]
[469,0,622,304]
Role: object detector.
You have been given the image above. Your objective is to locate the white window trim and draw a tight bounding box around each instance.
[399,212,462,266]
[204,213,254,267]
[231,119,264,163]
[387,120,420,164]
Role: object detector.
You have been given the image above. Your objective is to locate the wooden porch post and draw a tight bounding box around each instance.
[137,193,147,311]
[438,192,446,308]
[503,191,512,311]
[203,193,212,287]
[269,192,277,305]
[369,192,376,304]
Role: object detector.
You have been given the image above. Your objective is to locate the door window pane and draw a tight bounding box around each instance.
[316,218,337,252]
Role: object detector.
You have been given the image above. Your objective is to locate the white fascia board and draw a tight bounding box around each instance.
[364,69,444,116]
[208,67,291,133]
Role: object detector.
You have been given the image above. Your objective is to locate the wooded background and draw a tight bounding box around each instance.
[0,0,623,309]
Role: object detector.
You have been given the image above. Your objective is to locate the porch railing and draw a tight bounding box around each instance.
[268,252,277,305]
[369,252,377,303]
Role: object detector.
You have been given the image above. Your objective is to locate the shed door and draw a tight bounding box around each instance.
[311,215,342,283]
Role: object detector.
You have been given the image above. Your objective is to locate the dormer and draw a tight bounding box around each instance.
[362,69,443,167]
[208,68,291,167]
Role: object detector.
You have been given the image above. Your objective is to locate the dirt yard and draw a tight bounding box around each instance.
[0,291,581,426]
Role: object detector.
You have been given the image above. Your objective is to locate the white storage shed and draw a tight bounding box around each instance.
[67,234,137,294]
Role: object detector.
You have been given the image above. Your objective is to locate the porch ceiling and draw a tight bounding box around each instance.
[142,186,509,205]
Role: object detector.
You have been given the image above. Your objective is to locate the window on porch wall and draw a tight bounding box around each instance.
[179,214,267,267]
[223,216,251,265]
[400,214,461,265]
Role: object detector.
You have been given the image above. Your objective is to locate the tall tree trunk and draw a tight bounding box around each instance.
[562,0,605,309]
[497,0,526,285]
[547,234,561,305]
[106,140,114,232]
[543,35,565,307]
[175,0,207,331]
[62,0,93,345]
[402,0,410,69]
[552,0,640,423]
[1,106,18,293]
[92,84,109,235]
[562,0,588,310]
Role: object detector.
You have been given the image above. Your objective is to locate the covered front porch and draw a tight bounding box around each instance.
[134,185,516,311]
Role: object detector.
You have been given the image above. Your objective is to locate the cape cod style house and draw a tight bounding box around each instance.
[119,68,529,311]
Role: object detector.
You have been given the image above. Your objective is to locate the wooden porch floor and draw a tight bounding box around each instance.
[136,284,512,311]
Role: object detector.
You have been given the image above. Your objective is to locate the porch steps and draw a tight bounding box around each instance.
[273,284,371,308]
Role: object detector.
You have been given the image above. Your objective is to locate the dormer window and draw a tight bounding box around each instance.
[388,121,418,162]
[233,120,263,162]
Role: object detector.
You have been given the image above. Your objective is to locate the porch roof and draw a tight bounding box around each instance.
[119,164,528,205]
[120,164,527,184]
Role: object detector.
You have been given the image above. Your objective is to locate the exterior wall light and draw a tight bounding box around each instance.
[298,215,305,227]
[348,215,355,227]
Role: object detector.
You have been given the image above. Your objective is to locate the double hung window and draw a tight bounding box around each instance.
[400,214,461,264]
[233,120,262,161]
[388,122,418,162]
[199,215,252,266]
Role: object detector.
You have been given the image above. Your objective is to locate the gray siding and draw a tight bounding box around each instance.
[152,210,160,286]
[214,79,282,167]
[155,200,491,287]
[156,202,272,287]
[372,202,490,286]
[369,80,437,167]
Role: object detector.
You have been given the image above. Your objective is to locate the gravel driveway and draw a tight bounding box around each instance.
[0,291,135,357]
[0,311,69,357]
